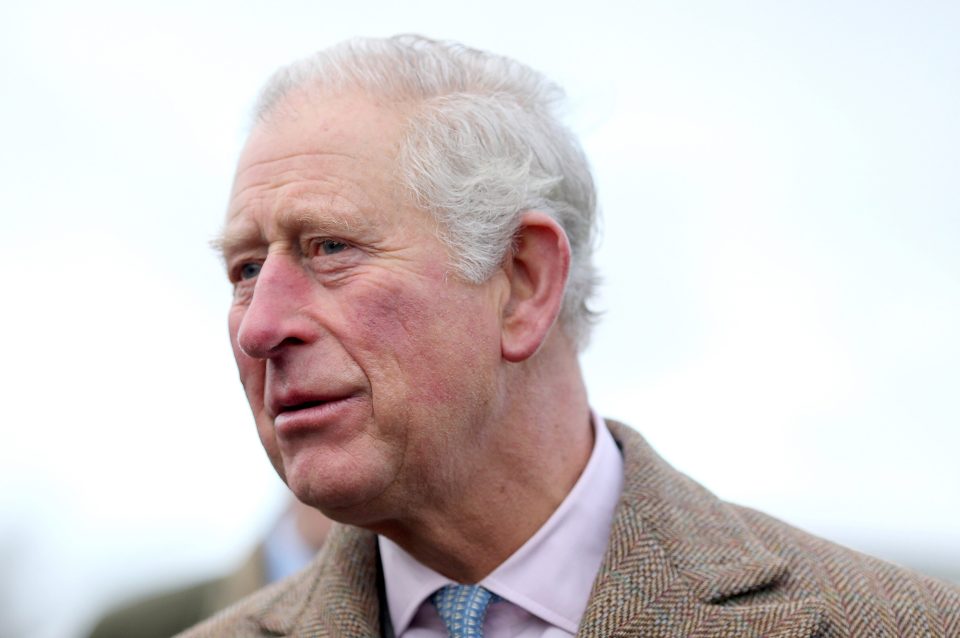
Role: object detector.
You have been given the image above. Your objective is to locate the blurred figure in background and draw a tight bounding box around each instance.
[85,498,330,638]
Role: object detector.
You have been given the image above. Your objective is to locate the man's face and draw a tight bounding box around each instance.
[222,92,507,523]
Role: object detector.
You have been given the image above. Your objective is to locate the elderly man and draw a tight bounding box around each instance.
[183,36,959,637]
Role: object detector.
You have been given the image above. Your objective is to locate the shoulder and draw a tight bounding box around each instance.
[176,523,380,637]
[174,565,317,637]
[604,419,960,637]
[733,504,960,632]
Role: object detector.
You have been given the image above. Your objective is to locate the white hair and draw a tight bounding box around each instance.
[253,35,600,347]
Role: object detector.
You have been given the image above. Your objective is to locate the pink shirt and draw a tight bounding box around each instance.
[378,413,624,637]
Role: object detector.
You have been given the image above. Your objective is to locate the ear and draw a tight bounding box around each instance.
[500,210,571,362]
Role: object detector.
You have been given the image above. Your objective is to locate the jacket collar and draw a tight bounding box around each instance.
[256,522,381,635]
[253,420,825,637]
[578,421,824,637]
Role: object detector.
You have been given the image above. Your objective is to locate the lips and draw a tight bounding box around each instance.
[269,390,362,436]
[269,389,349,417]
[278,398,328,413]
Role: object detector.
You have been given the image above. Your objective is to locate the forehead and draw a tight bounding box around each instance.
[233,90,406,202]
[248,91,402,161]
[222,92,413,245]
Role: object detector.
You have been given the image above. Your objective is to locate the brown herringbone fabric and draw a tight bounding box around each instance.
[178,421,960,637]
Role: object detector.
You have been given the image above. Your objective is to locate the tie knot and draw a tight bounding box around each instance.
[430,584,500,638]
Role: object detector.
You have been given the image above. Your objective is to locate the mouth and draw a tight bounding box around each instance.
[270,390,350,417]
[270,393,361,436]
[278,399,330,414]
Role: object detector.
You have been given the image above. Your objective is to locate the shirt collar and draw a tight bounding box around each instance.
[379,411,624,634]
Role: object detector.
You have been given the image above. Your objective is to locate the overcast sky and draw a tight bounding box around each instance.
[1,2,958,636]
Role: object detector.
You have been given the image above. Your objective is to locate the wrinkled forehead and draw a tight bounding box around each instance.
[227,90,411,215]
[244,90,404,165]
[216,89,436,260]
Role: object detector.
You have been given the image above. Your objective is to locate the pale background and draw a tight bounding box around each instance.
[1,1,957,636]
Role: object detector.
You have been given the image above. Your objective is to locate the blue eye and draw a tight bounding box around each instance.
[240,262,262,280]
[319,239,349,255]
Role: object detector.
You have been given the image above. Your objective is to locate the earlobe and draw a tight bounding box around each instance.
[500,211,571,362]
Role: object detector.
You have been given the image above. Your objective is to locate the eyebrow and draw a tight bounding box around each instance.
[210,225,258,263]
[212,205,369,262]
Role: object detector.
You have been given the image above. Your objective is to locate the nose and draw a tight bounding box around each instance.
[235,255,319,359]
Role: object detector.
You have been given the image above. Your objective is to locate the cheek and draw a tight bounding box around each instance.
[228,310,281,470]
[227,308,244,366]
[234,357,283,478]
[347,277,499,404]
[256,420,285,480]
[229,311,264,400]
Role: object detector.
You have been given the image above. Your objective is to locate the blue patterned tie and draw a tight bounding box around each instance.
[430,584,501,637]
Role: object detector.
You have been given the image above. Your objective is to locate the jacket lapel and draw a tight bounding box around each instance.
[578,421,825,637]
[256,523,382,636]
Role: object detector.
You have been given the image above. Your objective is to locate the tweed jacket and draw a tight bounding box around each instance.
[179,421,960,637]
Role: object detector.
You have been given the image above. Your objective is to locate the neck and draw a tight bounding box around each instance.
[373,332,592,583]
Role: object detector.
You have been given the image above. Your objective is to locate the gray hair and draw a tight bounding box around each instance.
[254,35,599,348]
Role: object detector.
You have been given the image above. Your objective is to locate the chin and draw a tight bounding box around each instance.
[282,451,394,523]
